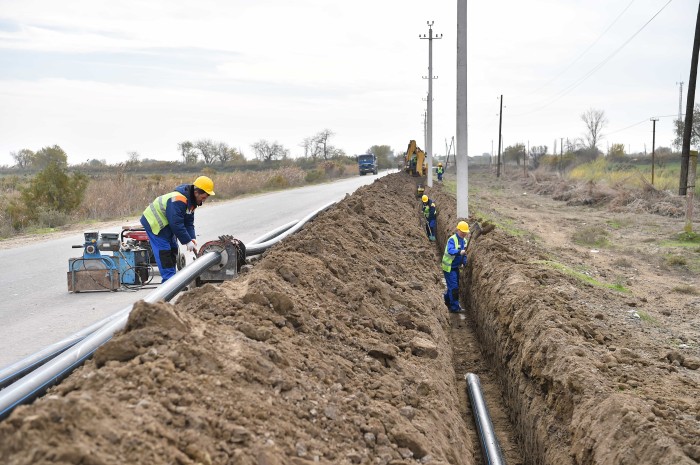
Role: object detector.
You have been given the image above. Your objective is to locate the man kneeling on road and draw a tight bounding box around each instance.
[140,176,215,282]
[442,221,470,313]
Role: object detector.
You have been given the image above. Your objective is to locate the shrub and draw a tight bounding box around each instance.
[305,169,326,183]
[265,174,289,189]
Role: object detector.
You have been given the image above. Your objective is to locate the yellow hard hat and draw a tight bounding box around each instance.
[421,195,429,203]
[193,176,215,195]
[438,162,443,166]
[457,221,470,233]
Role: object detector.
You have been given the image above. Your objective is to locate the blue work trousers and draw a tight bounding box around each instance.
[145,229,179,282]
[443,268,461,312]
[437,173,443,181]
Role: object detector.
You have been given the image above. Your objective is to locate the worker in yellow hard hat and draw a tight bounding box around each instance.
[441,221,470,312]
[436,162,444,182]
[421,194,437,241]
[140,175,215,282]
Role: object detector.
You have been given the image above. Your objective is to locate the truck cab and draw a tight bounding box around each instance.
[357,154,378,175]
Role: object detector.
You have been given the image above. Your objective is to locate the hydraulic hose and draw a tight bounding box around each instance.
[465,373,506,465]
[0,251,221,421]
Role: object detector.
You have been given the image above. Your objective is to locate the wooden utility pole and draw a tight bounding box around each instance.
[651,118,659,185]
[686,151,698,233]
[680,1,700,195]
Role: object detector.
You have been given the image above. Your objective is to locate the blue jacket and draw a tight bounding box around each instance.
[140,184,197,244]
[442,233,466,271]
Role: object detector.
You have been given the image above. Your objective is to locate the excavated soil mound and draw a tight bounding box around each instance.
[0,174,475,465]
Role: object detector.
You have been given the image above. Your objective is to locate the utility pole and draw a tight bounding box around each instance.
[680,1,700,195]
[651,117,659,185]
[421,21,442,189]
[560,137,563,173]
[524,140,528,178]
[497,95,503,177]
[456,1,468,217]
[677,81,685,123]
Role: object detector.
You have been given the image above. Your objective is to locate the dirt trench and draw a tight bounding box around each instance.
[0,172,697,465]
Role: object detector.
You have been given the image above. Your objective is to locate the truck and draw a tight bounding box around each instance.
[357,153,378,175]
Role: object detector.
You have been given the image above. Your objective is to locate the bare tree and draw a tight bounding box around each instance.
[10,148,34,168]
[251,140,289,163]
[581,108,608,150]
[216,142,231,165]
[126,151,140,165]
[195,139,217,164]
[300,137,315,159]
[177,141,197,164]
[314,129,335,160]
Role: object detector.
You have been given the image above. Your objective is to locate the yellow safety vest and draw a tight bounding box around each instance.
[142,191,185,235]
[441,234,462,272]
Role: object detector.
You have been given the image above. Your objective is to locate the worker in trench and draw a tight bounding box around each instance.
[441,221,470,313]
[436,162,444,181]
[140,176,215,282]
[421,194,437,241]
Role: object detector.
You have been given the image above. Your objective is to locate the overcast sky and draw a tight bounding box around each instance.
[0,0,696,166]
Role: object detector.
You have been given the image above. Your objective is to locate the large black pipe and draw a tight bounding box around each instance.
[465,373,506,465]
[0,251,221,421]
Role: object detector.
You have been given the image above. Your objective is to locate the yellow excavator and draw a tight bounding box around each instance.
[404,140,426,176]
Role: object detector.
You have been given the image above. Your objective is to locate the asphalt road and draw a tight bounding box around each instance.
[0,172,392,368]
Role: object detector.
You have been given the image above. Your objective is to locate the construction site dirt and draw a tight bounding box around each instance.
[1,168,698,465]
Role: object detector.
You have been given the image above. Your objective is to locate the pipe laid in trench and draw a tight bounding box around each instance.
[0,251,221,421]
[466,373,506,465]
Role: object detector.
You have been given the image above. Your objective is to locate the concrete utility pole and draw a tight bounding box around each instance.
[680,1,700,195]
[677,81,685,123]
[497,95,503,178]
[456,1,468,218]
[421,21,442,189]
[651,117,659,185]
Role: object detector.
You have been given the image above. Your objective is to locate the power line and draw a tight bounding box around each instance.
[529,0,637,96]
[605,113,676,136]
[512,0,674,118]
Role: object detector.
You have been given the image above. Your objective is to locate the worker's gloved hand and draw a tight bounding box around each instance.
[186,241,197,253]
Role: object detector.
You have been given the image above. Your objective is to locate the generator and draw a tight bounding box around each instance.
[67,230,152,293]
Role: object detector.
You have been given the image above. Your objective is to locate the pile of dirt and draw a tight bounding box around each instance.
[0,174,475,465]
[521,171,693,217]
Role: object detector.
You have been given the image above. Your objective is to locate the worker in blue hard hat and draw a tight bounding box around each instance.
[140,175,214,282]
[441,221,470,313]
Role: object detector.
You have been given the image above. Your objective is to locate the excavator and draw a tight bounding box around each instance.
[404,140,427,177]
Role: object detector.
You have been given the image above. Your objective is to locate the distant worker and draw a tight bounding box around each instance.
[436,162,444,181]
[441,221,470,313]
[140,176,215,282]
[410,153,418,175]
[421,195,437,241]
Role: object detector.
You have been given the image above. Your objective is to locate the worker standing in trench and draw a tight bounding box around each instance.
[140,176,215,282]
[441,221,470,313]
[436,162,444,181]
[421,194,437,241]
